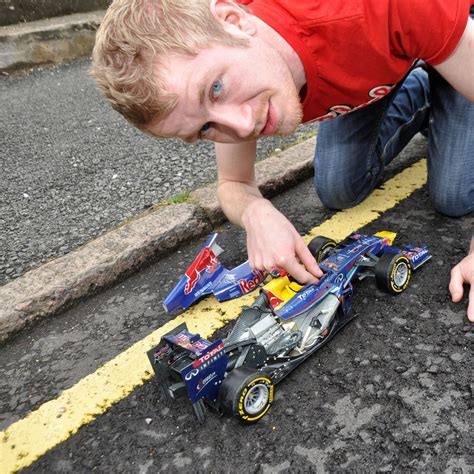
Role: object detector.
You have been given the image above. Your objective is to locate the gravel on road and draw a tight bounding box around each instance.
[0,58,317,284]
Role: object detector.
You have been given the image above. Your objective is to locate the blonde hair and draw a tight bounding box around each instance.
[91,0,249,132]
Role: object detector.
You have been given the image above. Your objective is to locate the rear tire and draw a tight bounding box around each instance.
[375,253,412,294]
[219,367,274,424]
[308,236,337,263]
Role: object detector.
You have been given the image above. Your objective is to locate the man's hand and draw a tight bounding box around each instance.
[242,198,323,283]
[215,141,322,283]
[449,235,474,322]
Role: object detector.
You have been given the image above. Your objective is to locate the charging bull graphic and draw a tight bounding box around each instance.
[184,246,220,295]
[163,234,268,313]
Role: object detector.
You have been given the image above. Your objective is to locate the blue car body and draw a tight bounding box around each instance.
[148,231,430,422]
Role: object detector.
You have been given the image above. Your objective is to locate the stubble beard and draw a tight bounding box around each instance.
[269,82,304,137]
[253,86,303,139]
[280,88,304,135]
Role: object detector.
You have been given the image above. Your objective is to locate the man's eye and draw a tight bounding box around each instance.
[199,122,212,137]
[210,79,223,99]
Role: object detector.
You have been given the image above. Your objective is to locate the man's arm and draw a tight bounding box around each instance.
[433,17,474,102]
[433,17,474,322]
[449,233,474,322]
[215,141,322,283]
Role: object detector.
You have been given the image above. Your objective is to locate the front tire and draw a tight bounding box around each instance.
[375,253,412,294]
[308,236,337,263]
[219,367,274,424]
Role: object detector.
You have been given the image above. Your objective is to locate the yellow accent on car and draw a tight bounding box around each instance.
[263,276,304,308]
[374,231,397,245]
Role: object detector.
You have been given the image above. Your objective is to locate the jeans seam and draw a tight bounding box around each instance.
[363,97,393,192]
[379,105,429,164]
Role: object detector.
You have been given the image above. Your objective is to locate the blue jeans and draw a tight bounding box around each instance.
[314,67,474,217]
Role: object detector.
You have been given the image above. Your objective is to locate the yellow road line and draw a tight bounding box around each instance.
[0,160,427,473]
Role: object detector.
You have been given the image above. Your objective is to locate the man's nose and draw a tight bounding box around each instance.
[212,104,255,138]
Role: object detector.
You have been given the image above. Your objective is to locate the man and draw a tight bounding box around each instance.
[91,0,474,321]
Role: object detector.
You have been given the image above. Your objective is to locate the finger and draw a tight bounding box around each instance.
[247,249,255,269]
[449,265,464,303]
[295,239,323,278]
[246,237,261,270]
[252,257,264,272]
[247,249,261,271]
[283,257,319,284]
[468,285,474,323]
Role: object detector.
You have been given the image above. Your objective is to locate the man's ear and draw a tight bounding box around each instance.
[210,0,257,37]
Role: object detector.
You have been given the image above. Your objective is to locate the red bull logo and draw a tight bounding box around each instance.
[184,247,220,295]
[265,289,285,309]
[238,270,267,294]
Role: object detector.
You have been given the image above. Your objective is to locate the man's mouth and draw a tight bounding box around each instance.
[260,101,277,136]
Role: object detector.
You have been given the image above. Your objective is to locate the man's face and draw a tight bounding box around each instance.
[147,39,303,144]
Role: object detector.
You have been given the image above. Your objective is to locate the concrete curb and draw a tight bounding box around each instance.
[0,137,316,343]
[191,137,316,225]
[0,10,104,73]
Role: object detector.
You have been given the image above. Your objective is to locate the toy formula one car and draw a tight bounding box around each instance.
[147,231,430,423]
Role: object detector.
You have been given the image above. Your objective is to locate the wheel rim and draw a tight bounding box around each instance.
[320,244,335,261]
[244,383,269,415]
[393,262,409,287]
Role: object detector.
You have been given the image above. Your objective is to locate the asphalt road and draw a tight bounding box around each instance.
[0,58,316,284]
[1,172,472,472]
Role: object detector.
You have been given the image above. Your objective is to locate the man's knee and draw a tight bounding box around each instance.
[430,186,474,217]
[314,172,372,210]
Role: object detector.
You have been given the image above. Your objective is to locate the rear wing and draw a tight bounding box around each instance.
[147,323,228,421]
[163,233,267,313]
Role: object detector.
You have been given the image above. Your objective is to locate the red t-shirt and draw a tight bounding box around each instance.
[238,0,471,122]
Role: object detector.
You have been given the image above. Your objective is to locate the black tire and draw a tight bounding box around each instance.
[375,253,412,294]
[308,236,337,263]
[219,367,274,424]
